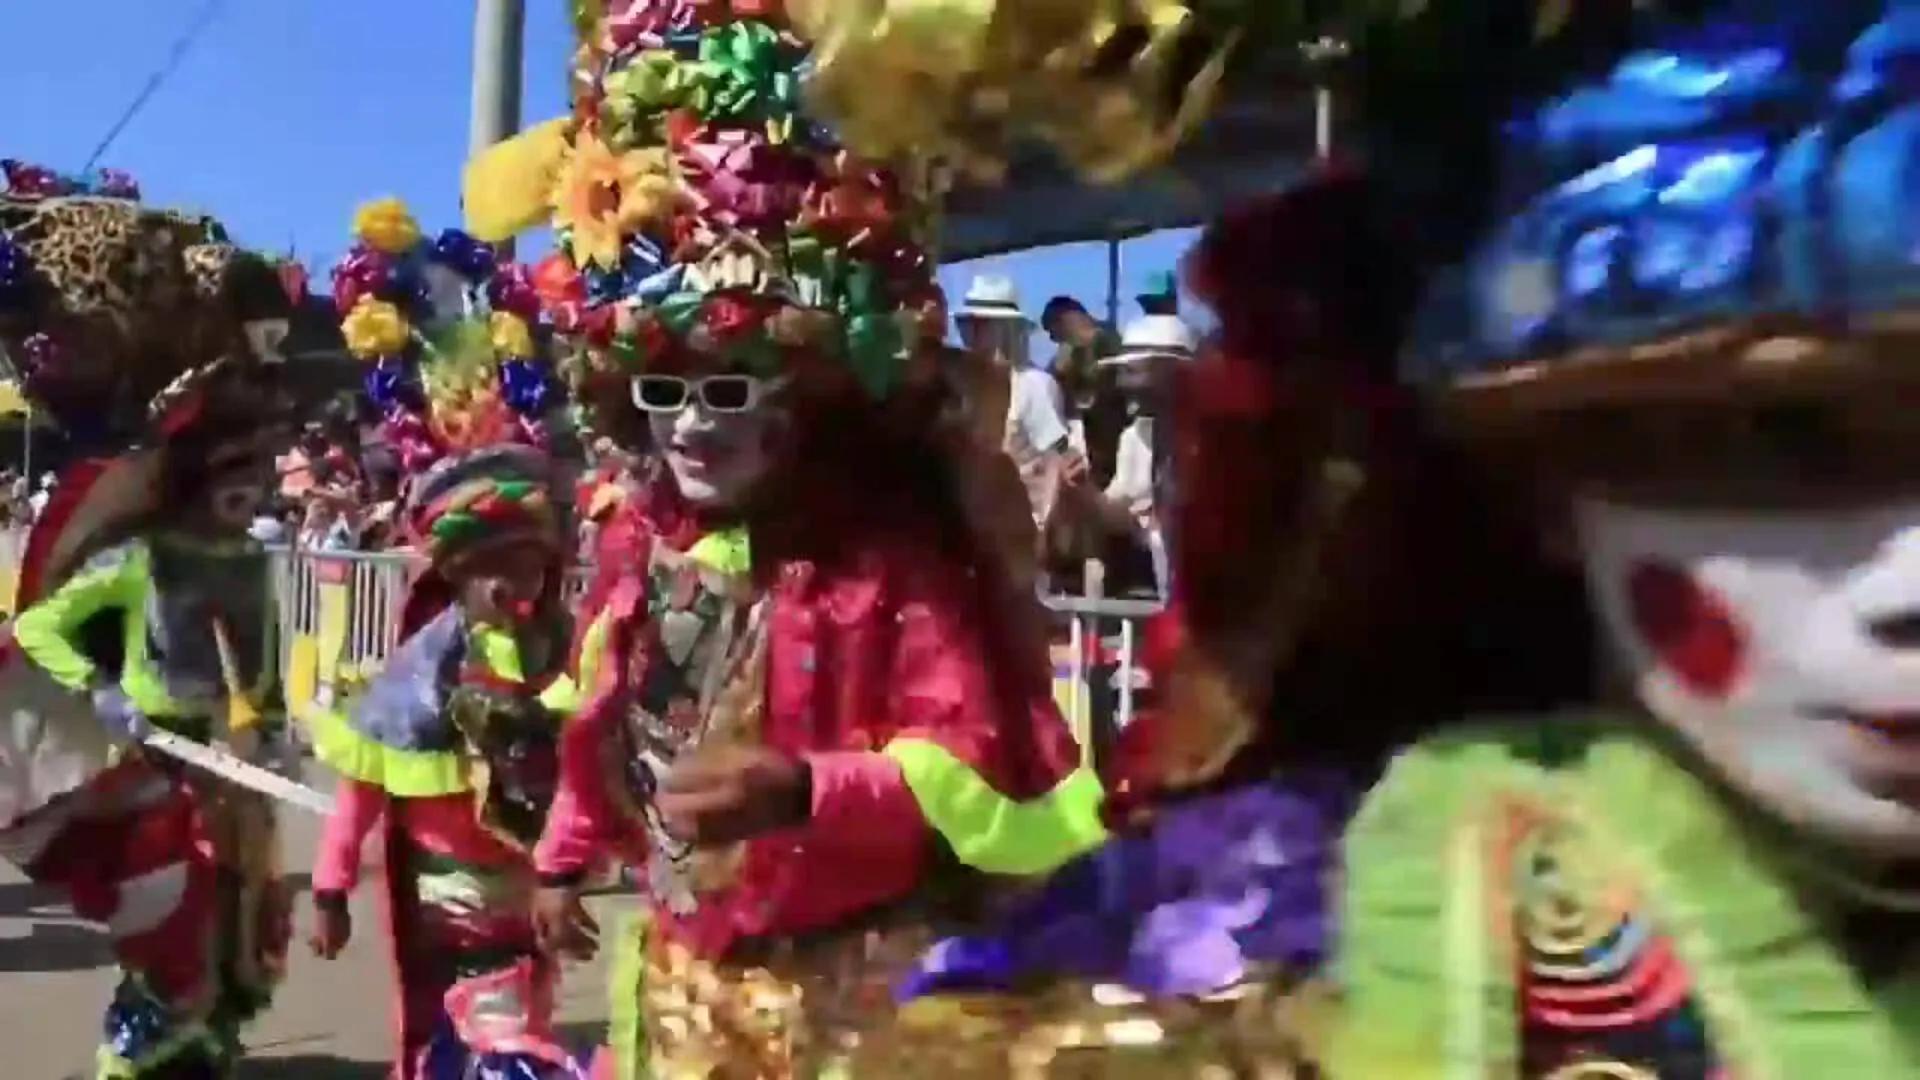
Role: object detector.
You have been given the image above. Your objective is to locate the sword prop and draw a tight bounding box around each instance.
[173,613,334,816]
[208,612,297,985]
[139,726,335,815]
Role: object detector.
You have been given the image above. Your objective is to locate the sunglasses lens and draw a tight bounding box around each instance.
[633,377,688,412]
[699,376,756,412]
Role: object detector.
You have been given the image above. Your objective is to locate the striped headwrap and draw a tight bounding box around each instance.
[404,444,559,567]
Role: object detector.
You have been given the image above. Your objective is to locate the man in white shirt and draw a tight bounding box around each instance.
[953,274,1074,528]
[27,472,54,520]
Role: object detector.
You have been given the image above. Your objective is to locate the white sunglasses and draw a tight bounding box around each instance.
[628,374,785,414]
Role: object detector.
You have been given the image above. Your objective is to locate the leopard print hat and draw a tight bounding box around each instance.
[0,162,295,449]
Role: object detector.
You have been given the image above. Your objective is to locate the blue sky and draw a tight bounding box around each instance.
[0,1,1199,360]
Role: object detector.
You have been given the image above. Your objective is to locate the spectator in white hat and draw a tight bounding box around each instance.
[954,274,1074,530]
[1058,313,1197,597]
[28,471,55,521]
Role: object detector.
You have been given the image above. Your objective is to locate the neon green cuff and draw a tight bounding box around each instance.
[885,738,1108,876]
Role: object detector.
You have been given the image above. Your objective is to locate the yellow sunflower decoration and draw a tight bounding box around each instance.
[551,135,682,270]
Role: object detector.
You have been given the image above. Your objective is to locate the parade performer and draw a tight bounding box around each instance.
[458,6,1110,1077]
[0,160,300,1079]
[303,200,588,1079]
[890,169,1599,1074]
[1330,2,1920,1072]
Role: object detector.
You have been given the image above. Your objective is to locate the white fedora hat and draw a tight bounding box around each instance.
[1100,314,1198,365]
[954,274,1030,321]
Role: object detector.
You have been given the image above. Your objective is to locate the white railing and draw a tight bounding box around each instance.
[6,534,1161,754]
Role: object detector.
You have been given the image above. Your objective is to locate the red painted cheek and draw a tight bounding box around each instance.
[1624,559,1749,702]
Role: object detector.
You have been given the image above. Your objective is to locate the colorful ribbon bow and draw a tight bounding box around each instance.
[602,0,699,51]
[804,152,902,251]
[695,21,798,127]
[602,49,696,144]
[679,128,806,229]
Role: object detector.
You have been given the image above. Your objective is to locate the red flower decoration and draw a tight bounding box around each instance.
[665,109,701,148]
[532,252,586,310]
[804,156,900,247]
[551,300,619,345]
[702,293,761,341]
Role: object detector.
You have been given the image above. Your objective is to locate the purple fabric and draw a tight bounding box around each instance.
[898,774,1356,999]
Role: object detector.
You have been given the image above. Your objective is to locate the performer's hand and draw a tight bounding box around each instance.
[89,685,149,741]
[657,745,811,845]
[308,896,351,960]
[532,886,599,961]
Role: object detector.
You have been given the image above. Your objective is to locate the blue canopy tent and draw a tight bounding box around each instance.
[936,98,1320,322]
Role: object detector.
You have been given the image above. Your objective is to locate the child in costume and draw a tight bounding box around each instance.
[0,162,300,1079]
[304,202,588,1079]
[1332,1,1920,1072]
[458,6,1111,1077]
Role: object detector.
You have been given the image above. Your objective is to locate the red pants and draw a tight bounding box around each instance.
[24,768,286,1076]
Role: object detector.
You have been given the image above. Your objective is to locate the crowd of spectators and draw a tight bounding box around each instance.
[1,276,1184,599]
[954,270,1190,602]
[254,400,407,553]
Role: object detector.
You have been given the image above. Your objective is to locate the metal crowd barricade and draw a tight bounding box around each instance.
[5,535,1163,753]
[0,526,24,615]
[1043,594,1163,762]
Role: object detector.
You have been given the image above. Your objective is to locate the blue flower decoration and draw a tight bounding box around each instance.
[584,266,627,305]
[364,356,421,411]
[0,235,32,310]
[498,358,550,416]
[429,227,498,282]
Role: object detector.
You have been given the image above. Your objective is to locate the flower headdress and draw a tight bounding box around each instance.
[333,198,560,472]
[510,1,942,405]
[0,159,293,448]
[1,158,295,615]
[333,198,564,565]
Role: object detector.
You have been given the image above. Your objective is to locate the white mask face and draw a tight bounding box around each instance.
[646,396,776,509]
[1577,497,1920,856]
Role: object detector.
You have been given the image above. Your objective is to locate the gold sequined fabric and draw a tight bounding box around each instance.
[630,922,938,1079]
[884,973,1328,1079]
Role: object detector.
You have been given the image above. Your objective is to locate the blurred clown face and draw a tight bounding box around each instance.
[453,536,555,627]
[201,442,277,534]
[1577,496,1920,856]
[635,370,782,509]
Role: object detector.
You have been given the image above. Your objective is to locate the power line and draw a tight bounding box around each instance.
[81,0,229,172]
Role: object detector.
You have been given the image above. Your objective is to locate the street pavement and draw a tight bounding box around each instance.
[0,762,622,1080]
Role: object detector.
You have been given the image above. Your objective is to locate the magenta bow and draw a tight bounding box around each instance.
[602,0,697,51]
[679,130,810,230]
[2,160,64,199]
[331,247,396,316]
[487,263,542,320]
[384,410,443,476]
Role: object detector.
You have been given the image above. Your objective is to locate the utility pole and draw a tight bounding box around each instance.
[470,0,526,259]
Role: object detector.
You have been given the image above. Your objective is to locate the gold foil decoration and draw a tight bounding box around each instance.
[884,971,1327,1078]
[790,0,1228,185]
[639,926,937,1078]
